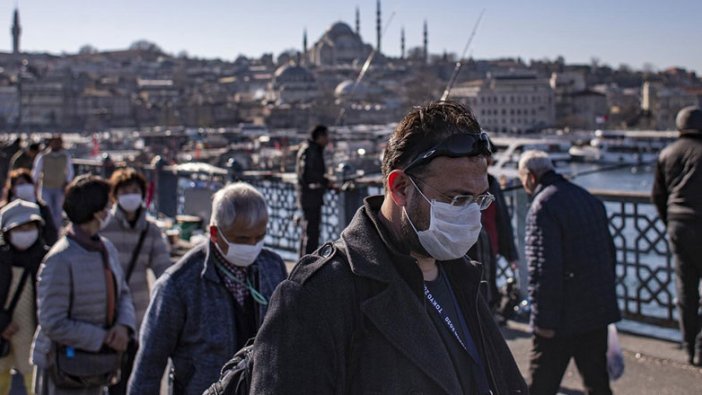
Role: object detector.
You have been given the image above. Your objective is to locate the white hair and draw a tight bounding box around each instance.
[210,182,268,229]
[518,150,554,178]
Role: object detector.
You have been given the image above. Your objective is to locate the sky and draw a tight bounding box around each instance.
[1,0,700,73]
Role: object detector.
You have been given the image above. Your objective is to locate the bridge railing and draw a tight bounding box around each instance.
[73,160,677,330]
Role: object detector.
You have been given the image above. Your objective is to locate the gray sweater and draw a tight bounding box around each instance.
[31,236,136,369]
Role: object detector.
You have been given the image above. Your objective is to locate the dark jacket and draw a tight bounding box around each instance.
[525,171,620,336]
[37,202,58,246]
[652,133,702,225]
[296,139,328,208]
[251,196,527,395]
[489,174,519,262]
[127,242,286,395]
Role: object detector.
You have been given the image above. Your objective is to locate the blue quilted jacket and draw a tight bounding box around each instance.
[525,171,621,336]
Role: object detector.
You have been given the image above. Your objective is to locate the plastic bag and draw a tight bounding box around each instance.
[607,324,625,381]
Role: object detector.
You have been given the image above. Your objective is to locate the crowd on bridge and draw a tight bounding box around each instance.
[0,102,700,395]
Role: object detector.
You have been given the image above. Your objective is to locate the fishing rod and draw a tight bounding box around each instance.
[568,162,640,180]
[440,9,486,102]
[336,11,397,126]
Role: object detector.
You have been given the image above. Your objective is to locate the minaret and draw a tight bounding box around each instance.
[303,29,308,55]
[355,6,360,37]
[11,8,20,55]
[376,0,381,53]
[400,27,405,59]
[423,20,428,64]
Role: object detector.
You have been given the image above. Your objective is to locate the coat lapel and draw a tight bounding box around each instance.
[341,197,464,395]
[360,280,463,395]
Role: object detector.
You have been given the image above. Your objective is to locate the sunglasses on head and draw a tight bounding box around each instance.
[403,132,493,174]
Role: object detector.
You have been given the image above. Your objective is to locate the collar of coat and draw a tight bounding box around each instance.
[337,195,489,394]
[532,170,564,198]
[341,195,483,295]
[112,205,148,231]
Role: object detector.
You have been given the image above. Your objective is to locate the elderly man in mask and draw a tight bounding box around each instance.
[251,101,526,394]
[128,183,287,395]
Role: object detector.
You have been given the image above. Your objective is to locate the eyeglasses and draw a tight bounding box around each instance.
[403,132,493,174]
[410,176,495,210]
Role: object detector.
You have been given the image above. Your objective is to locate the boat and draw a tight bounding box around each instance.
[569,130,679,165]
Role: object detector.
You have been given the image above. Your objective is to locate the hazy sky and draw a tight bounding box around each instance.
[2,0,700,73]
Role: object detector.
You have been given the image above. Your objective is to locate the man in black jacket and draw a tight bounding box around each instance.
[519,150,620,395]
[252,102,527,394]
[296,125,331,256]
[652,106,702,366]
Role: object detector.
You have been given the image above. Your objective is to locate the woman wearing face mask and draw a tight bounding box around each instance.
[0,201,50,395]
[31,175,136,395]
[100,168,171,395]
[1,169,58,246]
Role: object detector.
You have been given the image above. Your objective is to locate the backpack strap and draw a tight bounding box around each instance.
[3,268,30,317]
[126,224,149,283]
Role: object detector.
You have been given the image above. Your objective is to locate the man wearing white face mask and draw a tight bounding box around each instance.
[252,102,527,395]
[0,200,50,395]
[101,168,172,395]
[128,182,286,395]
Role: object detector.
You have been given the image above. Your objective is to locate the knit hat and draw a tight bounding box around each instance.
[676,106,702,133]
[0,199,44,232]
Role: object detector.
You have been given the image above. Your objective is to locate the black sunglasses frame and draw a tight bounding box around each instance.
[403,132,493,174]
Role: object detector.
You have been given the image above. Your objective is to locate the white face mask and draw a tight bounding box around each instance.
[118,193,143,213]
[14,184,36,203]
[9,228,39,251]
[404,178,482,261]
[98,210,113,230]
[216,228,264,267]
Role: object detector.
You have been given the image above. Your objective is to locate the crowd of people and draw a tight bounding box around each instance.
[0,102,699,395]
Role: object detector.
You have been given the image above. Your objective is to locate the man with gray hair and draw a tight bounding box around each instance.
[128,183,287,395]
[519,150,620,395]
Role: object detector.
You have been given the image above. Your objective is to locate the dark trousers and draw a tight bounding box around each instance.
[109,340,138,395]
[300,205,322,256]
[529,327,611,395]
[668,220,702,362]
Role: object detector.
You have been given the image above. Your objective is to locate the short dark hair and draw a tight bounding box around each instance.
[110,167,147,199]
[310,125,328,141]
[381,101,482,177]
[63,175,111,225]
[28,143,40,151]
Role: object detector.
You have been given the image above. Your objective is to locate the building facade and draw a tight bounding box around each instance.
[452,72,555,134]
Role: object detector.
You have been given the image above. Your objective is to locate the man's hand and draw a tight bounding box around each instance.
[1,322,18,340]
[534,326,555,339]
[104,325,130,352]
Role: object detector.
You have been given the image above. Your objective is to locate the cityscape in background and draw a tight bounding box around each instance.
[0,4,698,135]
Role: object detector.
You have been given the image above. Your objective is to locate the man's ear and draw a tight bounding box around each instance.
[387,170,411,207]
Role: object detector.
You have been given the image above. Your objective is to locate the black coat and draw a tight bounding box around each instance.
[652,133,702,225]
[295,140,328,208]
[251,196,527,394]
[525,171,621,337]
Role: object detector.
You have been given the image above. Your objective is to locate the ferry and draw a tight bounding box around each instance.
[569,130,679,165]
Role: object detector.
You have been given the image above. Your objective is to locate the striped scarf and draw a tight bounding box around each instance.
[211,242,250,305]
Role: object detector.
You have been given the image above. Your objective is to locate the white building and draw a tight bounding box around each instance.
[308,22,373,67]
[452,72,555,134]
[642,81,698,130]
